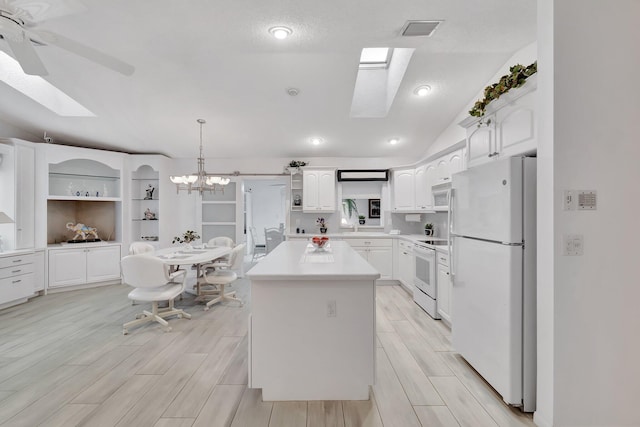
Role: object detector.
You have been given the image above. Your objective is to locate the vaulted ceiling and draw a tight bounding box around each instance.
[0,0,536,158]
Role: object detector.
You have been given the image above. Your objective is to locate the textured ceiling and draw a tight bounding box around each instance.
[0,0,536,159]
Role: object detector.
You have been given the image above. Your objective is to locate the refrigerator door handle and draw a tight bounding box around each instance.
[448,188,454,278]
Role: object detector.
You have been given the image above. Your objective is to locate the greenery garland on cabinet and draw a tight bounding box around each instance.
[469,61,537,118]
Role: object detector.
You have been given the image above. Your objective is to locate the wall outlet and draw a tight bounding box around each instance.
[563,234,584,256]
[327,300,337,317]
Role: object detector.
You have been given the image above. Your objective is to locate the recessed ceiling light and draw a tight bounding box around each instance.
[310,137,324,146]
[414,85,432,97]
[287,87,299,96]
[389,138,400,145]
[269,26,292,40]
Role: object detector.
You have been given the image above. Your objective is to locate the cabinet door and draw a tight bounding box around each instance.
[414,165,433,210]
[392,169,415,211]
[367,247,393,280]
[317,170,336,211]
[448,150,465,177]
[466,117,495,167]
[48,249,87,288]
[496,91,537,158]
[15,145,35,249]
[435,158,450,184]
[437,263,452,325]
[353,247,368,261]
[86,246,122,283]
[302,171,319,211]
[398,246,414,289]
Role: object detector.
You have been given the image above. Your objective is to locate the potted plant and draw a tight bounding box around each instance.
[172,230,200,250]
[316,217,327,234]
[358,215,366,225]
[285,160,308,174]
[424,223,434,236]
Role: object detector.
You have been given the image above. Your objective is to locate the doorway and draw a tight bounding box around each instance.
[243,178,287,258]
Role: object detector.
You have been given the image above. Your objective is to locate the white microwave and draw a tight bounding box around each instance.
[432,182,451,211]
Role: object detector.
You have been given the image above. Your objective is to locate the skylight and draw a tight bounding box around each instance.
[359,48,393,69]
[0,51,95,117]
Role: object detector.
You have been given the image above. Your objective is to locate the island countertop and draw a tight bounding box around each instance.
[246,240,380,281]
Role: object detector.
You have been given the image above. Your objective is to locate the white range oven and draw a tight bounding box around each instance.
[413,241,439,319]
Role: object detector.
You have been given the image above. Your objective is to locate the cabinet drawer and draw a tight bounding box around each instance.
[0,254,34,269]
[437,252,449,267]
[0,273,34,304]
[343,238,392,248]
[399,240,413,250]
[0,263,35,280]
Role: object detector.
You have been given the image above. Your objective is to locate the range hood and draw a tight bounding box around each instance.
[337,169,389,182]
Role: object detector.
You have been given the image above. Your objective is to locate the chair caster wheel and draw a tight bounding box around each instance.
[204,306,210,311]
[135,314,144,319]
[123,330,128,335]
[164,327,172,333]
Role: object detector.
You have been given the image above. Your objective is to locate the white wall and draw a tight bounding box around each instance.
[537,1,640,426]
[421,42,538,160]
[0,119,39,142]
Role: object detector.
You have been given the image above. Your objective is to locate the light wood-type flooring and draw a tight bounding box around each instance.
[0,274,536,427]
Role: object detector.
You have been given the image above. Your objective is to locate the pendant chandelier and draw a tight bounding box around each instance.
[169,119,230,195]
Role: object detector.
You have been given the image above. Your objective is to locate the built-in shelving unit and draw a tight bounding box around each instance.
[131,165,160,243]
[200,182,238,243]
[290,171,303,211]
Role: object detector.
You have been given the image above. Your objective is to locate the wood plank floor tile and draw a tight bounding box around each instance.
[76,374,160,427]
[192,384,245,427]
[269,401,307,427]
[114,353,206,427]
[230,388,273,427]
[371,349,421,427]
[376,286,407,321]
[378,332,444,405]
[440,353,536,427]
[219,334,249,386]
[342,398,383,427]
[38,403,98,427]
[429,376,499,427]
[307,401,345,427]
[414,405,461,427]
[375,306,395,333]
[154,418,195,427]
[393,320,454,376]
[163,336,241,417]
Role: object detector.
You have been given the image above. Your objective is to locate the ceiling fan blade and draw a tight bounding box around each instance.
[5,35,48,75]
[34,29,134,76]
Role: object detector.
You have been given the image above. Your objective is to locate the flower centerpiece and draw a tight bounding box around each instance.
[316,217,327,234]
[172,230,200,250]
[285,160,308,174]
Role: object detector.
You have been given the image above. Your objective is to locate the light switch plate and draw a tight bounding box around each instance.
[564,190,575,211]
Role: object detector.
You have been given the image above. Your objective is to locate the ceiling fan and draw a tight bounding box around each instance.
[0,1,134,76]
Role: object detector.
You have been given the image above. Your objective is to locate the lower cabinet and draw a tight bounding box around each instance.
[48,244,122,289]
[0,251,35,307]
[344,238,393,280]
[436,251,452,326]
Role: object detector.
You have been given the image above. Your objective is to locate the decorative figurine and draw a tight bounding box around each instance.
[66,222,100,242]
[144,208,156,220]
[144,184,155,200]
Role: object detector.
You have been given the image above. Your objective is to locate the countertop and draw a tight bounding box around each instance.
[246,240,380,281]
[286,232,450,251]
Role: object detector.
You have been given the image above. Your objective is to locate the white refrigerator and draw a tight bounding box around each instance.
[450,156,536,412]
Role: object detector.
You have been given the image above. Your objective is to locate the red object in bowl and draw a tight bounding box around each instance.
[312,236,329,248]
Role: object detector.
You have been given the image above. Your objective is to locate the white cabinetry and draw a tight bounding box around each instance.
[344,238,392,280]
[0,140,35,251]
[0,251,35,307]
[290,171,303,211]
[436,251,452,326]
[130,163,160,246]
[460,76,537,168]
[303,169,336,212]
[414,164,436,211]
[48,244,121,289]
[398,240,415,292]
[392,168,416,211]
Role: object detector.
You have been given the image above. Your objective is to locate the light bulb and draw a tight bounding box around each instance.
[269,26,292,40]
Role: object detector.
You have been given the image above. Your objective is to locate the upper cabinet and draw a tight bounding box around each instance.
[460,75,537,168]
[414,164,436,211]
[48,159,121,200]
[303,169,336,212]
[392,168,416,211]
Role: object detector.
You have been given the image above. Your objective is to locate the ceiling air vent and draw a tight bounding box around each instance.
[401,20,442,37]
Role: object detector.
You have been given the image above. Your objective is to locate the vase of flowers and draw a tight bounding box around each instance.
[424,223,434,236]
[172,230,200,251]
[316,217,327,234]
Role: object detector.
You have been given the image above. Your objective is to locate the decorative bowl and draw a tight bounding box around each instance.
[311,236,329,249]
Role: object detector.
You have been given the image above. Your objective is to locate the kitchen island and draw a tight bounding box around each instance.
[246,240,380,401]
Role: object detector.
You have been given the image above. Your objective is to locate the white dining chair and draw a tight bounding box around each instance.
[121,254,191,334]
[249,226,266,261]
[129,242,155,255]
[264,227,284,254]
[199,243,246,310]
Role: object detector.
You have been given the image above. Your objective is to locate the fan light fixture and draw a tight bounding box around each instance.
[414,85,432,97]
[169,119,230,195]
[269,26,292,39]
